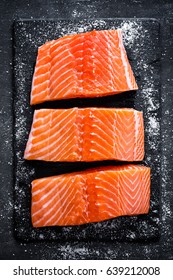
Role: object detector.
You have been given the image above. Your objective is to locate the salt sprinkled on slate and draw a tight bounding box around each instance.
[118,20,144,47]
[13,19,161,244]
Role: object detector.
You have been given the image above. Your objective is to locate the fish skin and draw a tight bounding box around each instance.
[30,29,138,105]
[31,165,150,227]
[24,108,144,162]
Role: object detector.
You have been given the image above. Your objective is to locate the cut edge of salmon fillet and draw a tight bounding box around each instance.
[24,107,144,162]
[30,29,138,105]
[31,164,150,227]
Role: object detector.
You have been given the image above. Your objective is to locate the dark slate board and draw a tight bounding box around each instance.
[13,18,161,242]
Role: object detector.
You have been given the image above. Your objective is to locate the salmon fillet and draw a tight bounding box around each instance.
[24,108,144,162]
[30,29,138,105]
[32,165,150,227]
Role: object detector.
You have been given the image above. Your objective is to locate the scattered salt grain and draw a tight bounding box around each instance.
[149,116,159,130]
[118,20,144,47]
[78,27,84,33]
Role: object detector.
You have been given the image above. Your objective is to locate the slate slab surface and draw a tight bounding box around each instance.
[13,19,161,242]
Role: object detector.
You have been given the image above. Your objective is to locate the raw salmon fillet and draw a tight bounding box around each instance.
[24,108,144,162]
[30,29,138,105]
[32,165,150,227]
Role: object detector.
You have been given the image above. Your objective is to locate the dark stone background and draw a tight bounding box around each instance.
[0,0,173,259]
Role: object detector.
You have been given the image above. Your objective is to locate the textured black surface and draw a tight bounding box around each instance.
[13,19,161,243]
[0,0,173,260]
